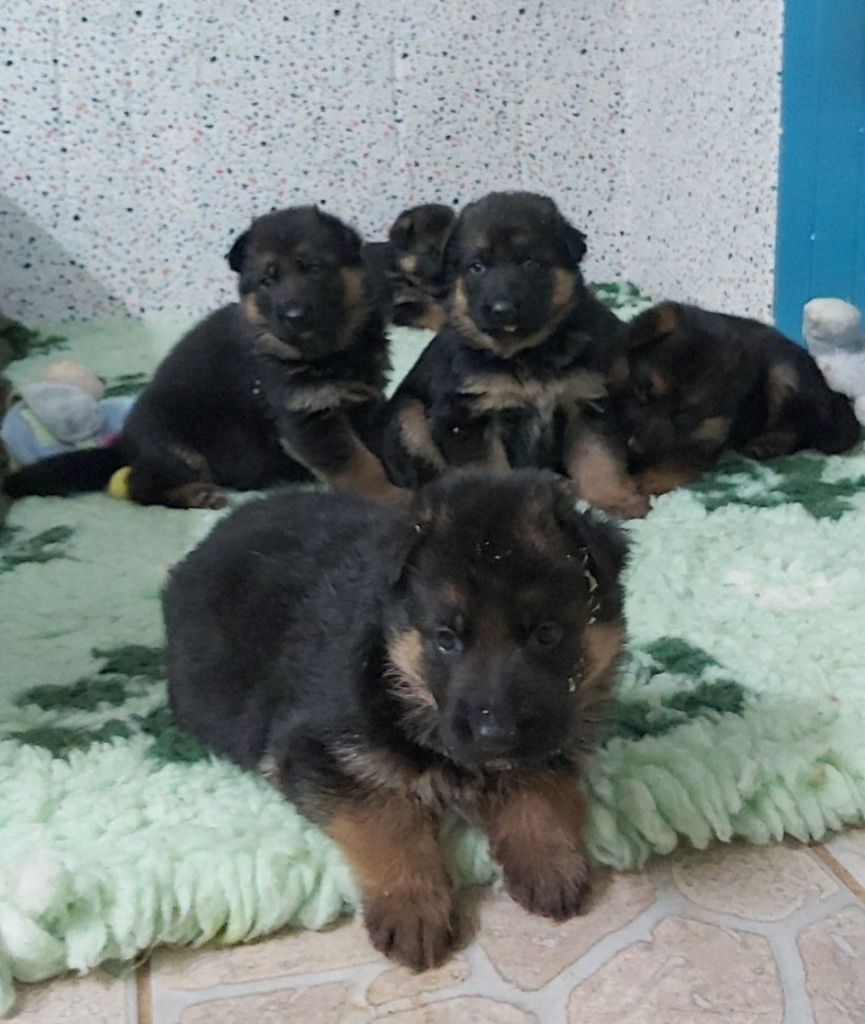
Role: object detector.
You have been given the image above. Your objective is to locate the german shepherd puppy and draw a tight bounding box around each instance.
[611,301,862,494]
[382,192,647,519]
[363,203,455,331]
[5,207,406,508]
[164,470,626,969]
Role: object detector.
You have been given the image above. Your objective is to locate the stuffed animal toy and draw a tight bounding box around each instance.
[803,299,865,426]
[0,360,135,469]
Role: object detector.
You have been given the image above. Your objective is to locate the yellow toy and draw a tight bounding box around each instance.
[108,465,132,500]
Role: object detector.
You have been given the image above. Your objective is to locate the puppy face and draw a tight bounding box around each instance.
[444,192,588,357]
[613,303,756,464]
[228,206,367,361]
[388,203,456,286]
[384,471,626,770]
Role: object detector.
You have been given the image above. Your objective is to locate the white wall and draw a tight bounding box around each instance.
[0,0,782,326]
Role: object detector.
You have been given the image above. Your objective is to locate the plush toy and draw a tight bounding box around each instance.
[803,299,865,426]
[0,360,135,470]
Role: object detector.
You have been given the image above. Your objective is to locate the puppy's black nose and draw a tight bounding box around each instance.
[485,298,517,325]
[278,303,307,324]
[471,708,517,754]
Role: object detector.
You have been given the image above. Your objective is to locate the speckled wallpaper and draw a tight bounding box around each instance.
[0,1,783,325]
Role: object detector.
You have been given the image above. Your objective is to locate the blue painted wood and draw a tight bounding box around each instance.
[775,0,865,342]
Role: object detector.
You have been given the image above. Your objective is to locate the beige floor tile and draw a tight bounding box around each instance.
[477,871,656,990]
[177,981,352,1023]
[671,841,838,921]
[149,919,379,990]
[11,970,134,1024]
[567,916,783,1023]
[821,829,865,897]
[372,996,537,1023]
[366,956,470,1005]
[798,904,865,1023]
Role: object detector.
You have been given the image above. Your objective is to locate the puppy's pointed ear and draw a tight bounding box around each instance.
[389,209,416,249]
[626,302,680,350]
[226,229,250,274]
[551,482,627,620]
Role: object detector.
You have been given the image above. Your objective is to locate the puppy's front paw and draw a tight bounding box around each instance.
[364,886,456,970]
[604,487,650,520]
[503,848,591,921]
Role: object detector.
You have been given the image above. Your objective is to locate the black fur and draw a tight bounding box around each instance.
[611,301,861,492]
[6,207,404,508]
[164,470,626,967]
[381,192,646,518]
[362,203,455,330]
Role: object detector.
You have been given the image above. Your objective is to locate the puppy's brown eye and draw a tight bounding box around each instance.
[521,256,541,270]
[467,260,486,275]
[435,626,462,654]
[260,264,277,288]
[529,622,563,649]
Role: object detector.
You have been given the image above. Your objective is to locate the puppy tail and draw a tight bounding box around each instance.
[4,446,124,498]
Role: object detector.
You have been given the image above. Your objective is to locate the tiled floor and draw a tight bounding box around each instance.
[11,833,865,1023]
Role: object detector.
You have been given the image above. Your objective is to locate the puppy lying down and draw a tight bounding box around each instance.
[163,470,626,969]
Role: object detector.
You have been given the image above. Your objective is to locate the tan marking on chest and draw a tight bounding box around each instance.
[282,380,380,414]
[461,369,606,417]
[334,744,485,814]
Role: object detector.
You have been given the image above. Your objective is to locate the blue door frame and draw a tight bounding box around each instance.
[775,0,865,342]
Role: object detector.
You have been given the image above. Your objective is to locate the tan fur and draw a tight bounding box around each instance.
[412,302,448,332]
[397,253,419,275]
[766,362,799,421]
[449,269,580,358]
[648,370,669,397]
[486,432,512,474]
[159,481,227,510]
[281,380,380,414]
[449,278,499,353]
[481,773,590,919]
[460,369,606,418]
[566,430,648,518]
[691,414,732,444]
[327,794,454,968]
[242,294,302,361]
[637,460,704,495]
[397,399,447,470]
[327,439,406,503]
[437,581,467,609]
[551,267,576,310]
[333,743,486,815]
[339,266,368,345]
[383,628,440,747]
[580,620,624,716]
[654,302,680,337]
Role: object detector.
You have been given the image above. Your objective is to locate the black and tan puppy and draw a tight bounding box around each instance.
[363,203,455,330]
[164,470,626,969]
[382,191,647,518]
[611,301,861,494]
[6,207,406,507]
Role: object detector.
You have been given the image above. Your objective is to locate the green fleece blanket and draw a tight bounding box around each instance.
[2,285,865,1013]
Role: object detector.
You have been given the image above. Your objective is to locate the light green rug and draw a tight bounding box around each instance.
[3,285,865,1013]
